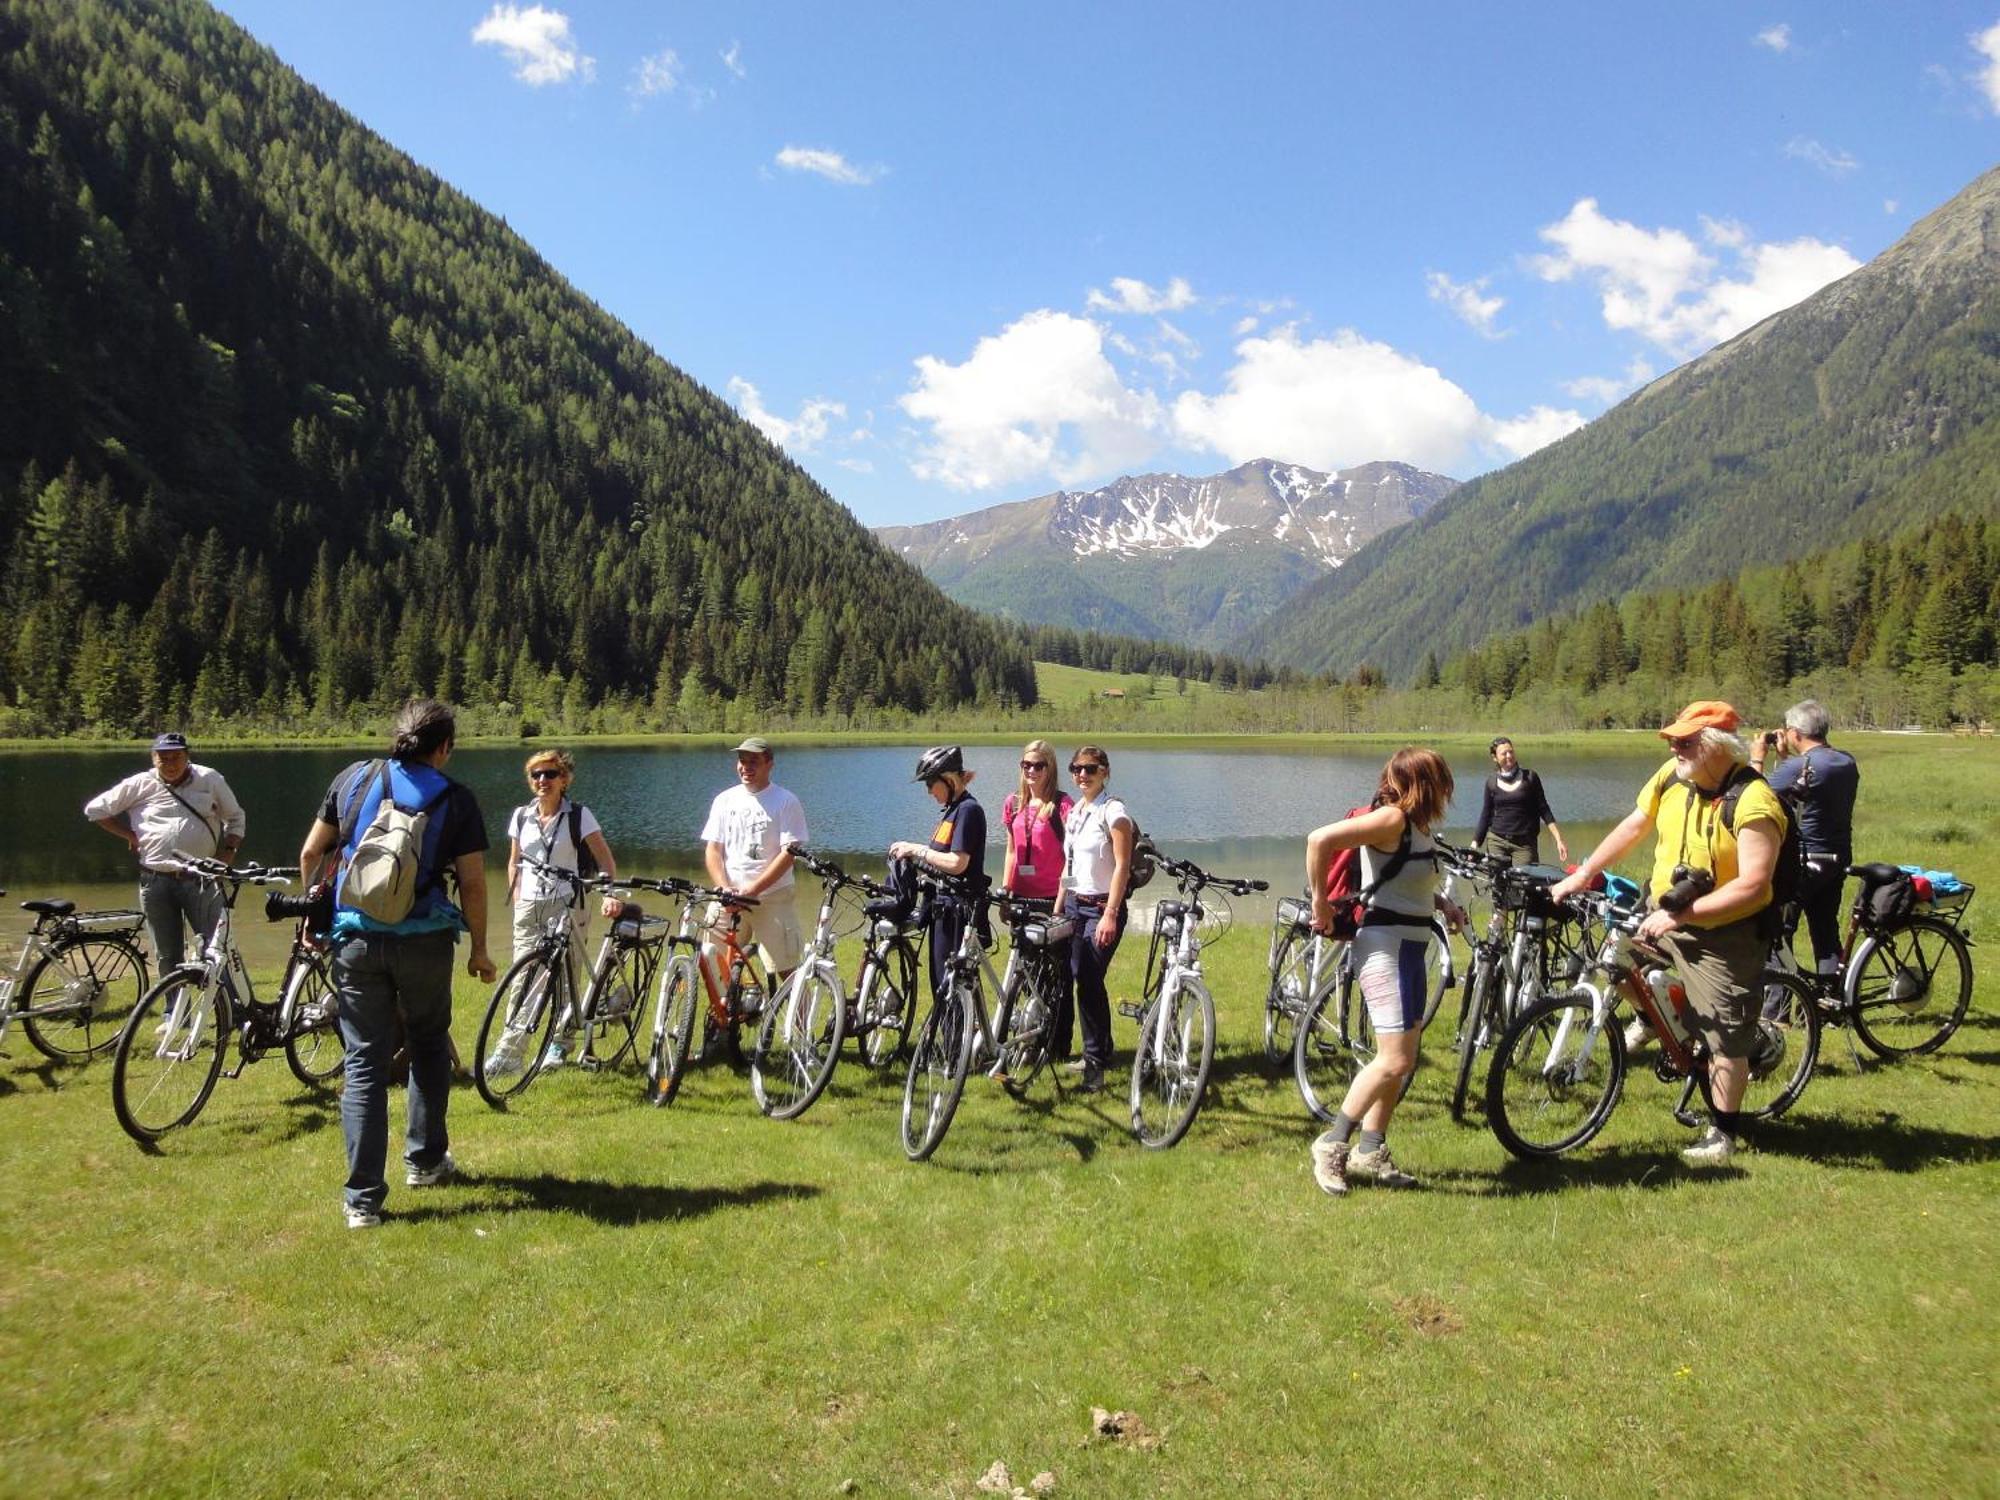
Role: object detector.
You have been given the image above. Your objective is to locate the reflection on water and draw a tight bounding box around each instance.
[1,740,1667,977]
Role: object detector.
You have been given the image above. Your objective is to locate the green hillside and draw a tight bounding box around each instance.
[1244,166,2000,678]
[0,0,1036,735]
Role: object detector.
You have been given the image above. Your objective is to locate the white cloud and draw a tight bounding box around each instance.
[1562,357,1657,405]
[471,4,594,86]
[1085,276,1196,316]
[775,146,880,186]
[1783,136,1860,176]
[835,457,874,474]
[899,310,1165,490]
[1170,325,1574,474]
[1884,198,1900,215]
[630,49,683,98]
[1534,197,1859,356]
[727,377,845,453]
[1754,23,1791,52]
[721,40,746,79]
[1974,21,2000,111]
[1232,315,1259,336]
[1425,271,1506,337]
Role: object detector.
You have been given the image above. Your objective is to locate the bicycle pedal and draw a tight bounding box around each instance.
[577,1056,605,1073]
[1117,1003,1143,1021]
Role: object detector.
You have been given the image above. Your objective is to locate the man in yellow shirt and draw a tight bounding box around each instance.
[1552,701,1782,1164]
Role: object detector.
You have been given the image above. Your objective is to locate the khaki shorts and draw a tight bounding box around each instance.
[1657,918,1766,1059]
[513,895,587,977]
[706,896,803,973]
[1485,834,1540,867]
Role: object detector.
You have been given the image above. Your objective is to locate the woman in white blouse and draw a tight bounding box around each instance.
[1057,745,1133,1095]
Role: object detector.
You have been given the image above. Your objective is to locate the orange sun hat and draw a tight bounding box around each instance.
[1658,700,1741,738]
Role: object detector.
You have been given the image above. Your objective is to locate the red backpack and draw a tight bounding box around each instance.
[1321,806,1416,940]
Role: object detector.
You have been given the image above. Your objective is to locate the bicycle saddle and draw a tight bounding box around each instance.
[21,898,74,916]
[1847,862,1905,887]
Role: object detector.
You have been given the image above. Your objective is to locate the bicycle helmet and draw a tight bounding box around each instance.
[913,745,963,783]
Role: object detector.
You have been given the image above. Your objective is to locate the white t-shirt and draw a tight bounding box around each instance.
[700,783,809,892]
[508,799,602,904]
[1063,795,1132,898]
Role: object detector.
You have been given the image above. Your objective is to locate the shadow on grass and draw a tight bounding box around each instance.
[1753,1110,1999,1171]
[0,1056,72,1093]
[1427,1144,1748,1196]
[399,1173,821,1226]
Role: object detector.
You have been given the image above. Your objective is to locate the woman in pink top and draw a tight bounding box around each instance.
[1000,739,1076,1057]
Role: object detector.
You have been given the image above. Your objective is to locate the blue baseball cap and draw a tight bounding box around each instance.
[151,732,190,753]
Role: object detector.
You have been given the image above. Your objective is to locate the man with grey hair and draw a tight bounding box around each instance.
[1752,699,1859,984]
[1552,701,1784,1164]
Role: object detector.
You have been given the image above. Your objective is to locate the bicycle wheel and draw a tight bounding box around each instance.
[1335,968,1419,1107]
[720,963,764,1068]
[901,986,974,1161]
[20,935,148,1061]
[994,967,1054,1098]
[585,940,650,1070]
[646,953,702,1106]
[752,968,846,1120]
[474,953,562,1106]
[111,972,229,1142]
[1130,977,1215,1150]
[280,949,344,1090]
[856,936,919,1068]
[1450,959,1497,1121]
[1722,968,1820,1121]
[1264,930,1311,1063]
[1420,931,1454,1030]
[1486,987,1627,1160]
[1846,916,1973,1058]
[1293,959,1350,1124]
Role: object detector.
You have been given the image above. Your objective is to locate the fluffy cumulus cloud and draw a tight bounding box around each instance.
[1975,21,2000,111]
[899,311,1165,490]
[471,4,594,86]
[1562,357,1658,406]
[1783,136,1859,176]
[775,146,879,185]
[1085,276,1196,316]
[727,377,845,453]
[1425,271,1505,336]
[1171,326,1578,475]
[1754,22,1792,52]
[1535,198,1859,356]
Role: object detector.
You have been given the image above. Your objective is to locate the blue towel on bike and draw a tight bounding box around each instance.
[1898,865,1965,895]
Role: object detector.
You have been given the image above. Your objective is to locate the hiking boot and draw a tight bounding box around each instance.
[344,1203,383,1230]
[1348,1143,1419,1188]
[1311,1132,1351,1196]
[1622,1017,1653,1055]
[406,1151,459,1188]
[1681,1126,1736,1164]
[1078,1062,1105,1094]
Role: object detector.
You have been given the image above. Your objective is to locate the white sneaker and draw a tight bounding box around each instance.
[484,1034,524,1078]
[1622,1017,1653,1055]
[539,1044,567,1071]
[1681,1126,1736,1164]
[406,1151,459,1188]
[344,1204,382,1230]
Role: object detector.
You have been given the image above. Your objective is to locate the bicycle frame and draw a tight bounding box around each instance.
[0,904,145,1043]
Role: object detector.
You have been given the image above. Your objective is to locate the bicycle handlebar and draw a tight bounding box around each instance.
[784,843,893,898]
[1150,848,1267,897]
[165,857,296,886]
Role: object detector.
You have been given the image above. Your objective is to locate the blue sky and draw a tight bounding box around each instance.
[211,2,2000,528]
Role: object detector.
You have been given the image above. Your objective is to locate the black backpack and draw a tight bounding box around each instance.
[568,803,601,879]
[1716,766,1803,936]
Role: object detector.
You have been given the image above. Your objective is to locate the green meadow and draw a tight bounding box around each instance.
[0,737,1994,1497]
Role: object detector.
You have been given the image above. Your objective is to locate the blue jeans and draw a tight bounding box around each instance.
[333,929,457,1213]
[1065,893,1126,1068]
[139,869,222,971]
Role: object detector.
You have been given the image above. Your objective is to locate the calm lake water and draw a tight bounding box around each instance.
[1,742,1670,976]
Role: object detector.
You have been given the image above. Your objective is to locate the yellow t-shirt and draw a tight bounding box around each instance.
[1638,759,1785,928]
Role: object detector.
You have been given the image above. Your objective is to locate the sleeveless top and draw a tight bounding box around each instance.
[1360,824,1438,919]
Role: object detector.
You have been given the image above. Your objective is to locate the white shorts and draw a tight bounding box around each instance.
[706,896,803,973]
[1353,925,1431,1036]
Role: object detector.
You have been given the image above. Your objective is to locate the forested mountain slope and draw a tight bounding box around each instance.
[1244,166,2000,679]
[0,0,1035,733]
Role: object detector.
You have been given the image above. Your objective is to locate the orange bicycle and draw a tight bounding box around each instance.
[642,882,775,1107]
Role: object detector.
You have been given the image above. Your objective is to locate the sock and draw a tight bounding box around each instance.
[1357,1128,1386,1155]
[1327,1111,1359,1145]
[1711,1110,1744,1139]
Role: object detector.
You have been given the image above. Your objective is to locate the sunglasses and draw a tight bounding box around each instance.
[1020,759,1050,771]
[1069,762,1104,775]
[528,768,564,782]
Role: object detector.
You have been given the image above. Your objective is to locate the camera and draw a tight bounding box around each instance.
[1657,864,1715,914]
[1762,731,1781,749]
[266,883,335,933]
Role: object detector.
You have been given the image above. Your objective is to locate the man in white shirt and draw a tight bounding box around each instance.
[700,737,810,982]
[84,731,246,969]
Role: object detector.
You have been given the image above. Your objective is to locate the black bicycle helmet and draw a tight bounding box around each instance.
[913,744,963,783]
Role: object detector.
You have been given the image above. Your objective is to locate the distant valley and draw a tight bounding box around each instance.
[875,459,1458,647]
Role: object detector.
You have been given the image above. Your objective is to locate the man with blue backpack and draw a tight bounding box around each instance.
[297,699,494,1229]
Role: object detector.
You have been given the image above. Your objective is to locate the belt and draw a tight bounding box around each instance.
[1071,892,1111,907]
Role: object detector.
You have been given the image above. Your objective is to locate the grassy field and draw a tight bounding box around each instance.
[1,741,1995,1497]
